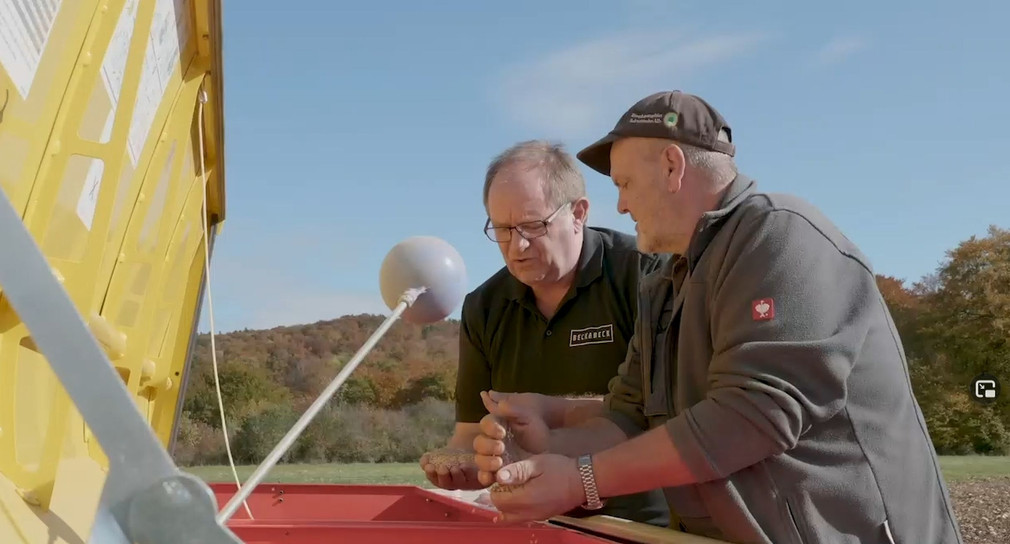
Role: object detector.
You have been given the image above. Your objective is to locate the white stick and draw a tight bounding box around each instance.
[216,287,426,524]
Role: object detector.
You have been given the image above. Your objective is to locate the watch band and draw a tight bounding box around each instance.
[577,454,605,510]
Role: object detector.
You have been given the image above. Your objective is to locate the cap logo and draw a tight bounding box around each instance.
[663,112,679,128]
[628,112,663,124]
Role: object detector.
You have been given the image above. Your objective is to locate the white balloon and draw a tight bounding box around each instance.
[379,236,467,324]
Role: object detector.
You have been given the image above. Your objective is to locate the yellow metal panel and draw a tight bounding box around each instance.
[0,0,99,218]
[0,0,226,541]
[146,173,211,445]
[87,70,202,451]
[97,98,210,451]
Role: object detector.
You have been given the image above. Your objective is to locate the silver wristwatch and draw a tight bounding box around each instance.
[577,454,606,510]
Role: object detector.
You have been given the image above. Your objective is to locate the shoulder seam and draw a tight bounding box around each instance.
[744,206,872,276]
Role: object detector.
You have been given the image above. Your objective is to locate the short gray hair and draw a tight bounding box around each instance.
[483,140,586,210]
[677,129,737,184]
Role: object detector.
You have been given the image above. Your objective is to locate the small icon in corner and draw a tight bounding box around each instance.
[970,373,1000,404]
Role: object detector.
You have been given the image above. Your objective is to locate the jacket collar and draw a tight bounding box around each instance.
[506,226,604,301]
[685,174,756,271]
[653,174,756,282]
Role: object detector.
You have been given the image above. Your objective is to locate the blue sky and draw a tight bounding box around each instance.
[201,0,1010,333]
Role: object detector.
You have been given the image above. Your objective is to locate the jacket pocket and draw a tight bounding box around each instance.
[882,519,897,544]
[643,390,669,432]
[662,486,720,539]
[644,310,675,420]
[643,382,668,416]
[784,492,893,544]
[784,497,809,544]
[757,462,805,544]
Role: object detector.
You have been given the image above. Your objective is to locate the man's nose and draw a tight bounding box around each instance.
[509,233,529,253]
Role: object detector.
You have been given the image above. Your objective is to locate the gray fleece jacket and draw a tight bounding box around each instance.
[602,174,963,543]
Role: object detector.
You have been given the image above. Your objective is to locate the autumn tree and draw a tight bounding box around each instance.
[183,361,292,429]
[921,225,1010,381]
[876,274,928,359]
[912,226,1010,454]
[393,371,455,407]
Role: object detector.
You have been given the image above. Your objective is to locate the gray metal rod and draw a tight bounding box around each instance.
[216,287,425,523]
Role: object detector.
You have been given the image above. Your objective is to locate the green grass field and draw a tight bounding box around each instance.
[185,456,1010,487]
[186,462,432,487]
[933,455,1010,481]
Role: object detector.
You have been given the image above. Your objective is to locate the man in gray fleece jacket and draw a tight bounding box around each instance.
[471,90,964,544]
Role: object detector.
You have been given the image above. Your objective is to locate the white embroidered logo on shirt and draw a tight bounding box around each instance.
[569,324,614,347]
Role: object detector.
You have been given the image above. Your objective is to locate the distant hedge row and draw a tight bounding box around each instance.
[173,398,455,466]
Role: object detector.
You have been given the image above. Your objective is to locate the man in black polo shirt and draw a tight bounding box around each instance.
[419,140,670,527]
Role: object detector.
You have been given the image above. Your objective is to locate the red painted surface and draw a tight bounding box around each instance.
[210,483,618,543]
[211,483,496,523]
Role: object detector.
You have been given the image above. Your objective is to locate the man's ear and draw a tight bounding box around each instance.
[663,143,686,194]
[571,197,590,231]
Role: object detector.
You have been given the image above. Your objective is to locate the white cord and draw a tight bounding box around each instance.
[197,84,253,520]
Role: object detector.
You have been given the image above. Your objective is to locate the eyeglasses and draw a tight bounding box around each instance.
[484,201,572,243]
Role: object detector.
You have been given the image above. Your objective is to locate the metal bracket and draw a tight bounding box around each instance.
[0,186,240,542]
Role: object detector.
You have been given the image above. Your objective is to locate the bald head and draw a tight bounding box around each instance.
[483,140,586,212]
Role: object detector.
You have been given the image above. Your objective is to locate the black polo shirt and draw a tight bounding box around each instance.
[455,227,665,421]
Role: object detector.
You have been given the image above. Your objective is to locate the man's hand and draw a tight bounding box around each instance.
[482,390,604,428]
[482,390,566,428]
[485,454,586,523]
[475,391,551,458]
[419,447,486,490]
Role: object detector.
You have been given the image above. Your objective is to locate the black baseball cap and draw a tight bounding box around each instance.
[576,90,735,176]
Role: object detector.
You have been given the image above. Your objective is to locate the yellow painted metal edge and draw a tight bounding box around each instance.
[194,0,226,225]
[159,0,227,457]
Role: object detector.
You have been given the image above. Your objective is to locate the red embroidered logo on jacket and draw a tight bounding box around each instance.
[752,299,775,320]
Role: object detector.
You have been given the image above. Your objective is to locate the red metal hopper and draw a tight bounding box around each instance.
[212,482,624,543]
